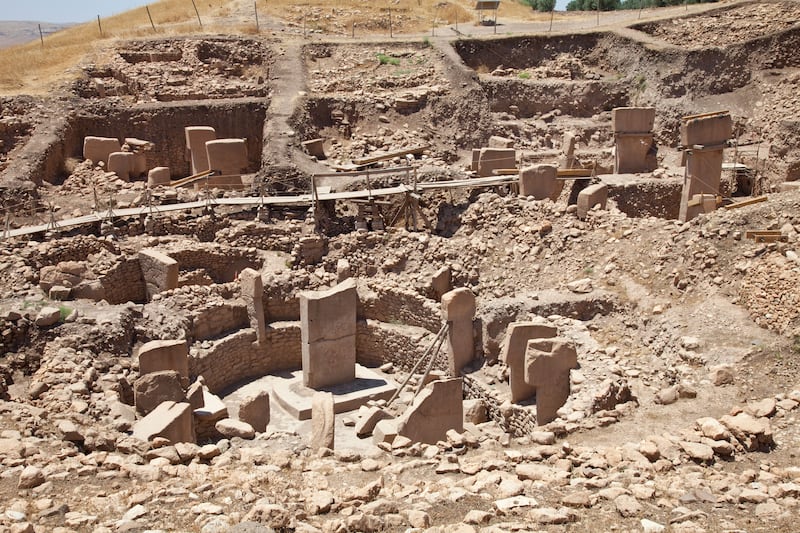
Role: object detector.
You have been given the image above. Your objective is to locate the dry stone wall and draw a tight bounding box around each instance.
[190,329,260,392]
[97,255,146,304]
[355,320,431,371]
[30,236,118,268]
[215,222,301,253]
[358,282,441,333]
[189,302,248,343]
[167,246,262,284]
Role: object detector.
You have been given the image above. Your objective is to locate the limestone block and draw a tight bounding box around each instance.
[302,138,326,159]
[216,418,255,439]
[478,148,516,178]
[441,288,476,376]
[147,167,171,187]
[611,107,655,133]
[397,378,463,444]
[355,406,391,437]
[186,380,204,410]
[185,126,216,174]
[577,183,608,220]
[679,149,725,222]
[463,398,487,424]
[471,149,480,172]
[680,113,732,147]
[300,278,357,389]
[524,338,578,425]
[134,370,185,415]
[499,322,558,403]
[488,136,514,148]
[373,419,398,445]
[132,401,194,444]
[238,390,270,432]
[430,266,452,300]
[559,131,577,169]
[206,138,248,175]
[138,248,178,299]
[615,133,656,174]
[311,392,335,450]
[137,339,189,379]
[83,136,121,165]
[779,181,800,192]
[239,268,266,343]
[108,152,135,182]
[131,153,148,177]
[519,164,559,200]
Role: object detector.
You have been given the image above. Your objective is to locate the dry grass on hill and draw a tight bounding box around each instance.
[0,0,555,96]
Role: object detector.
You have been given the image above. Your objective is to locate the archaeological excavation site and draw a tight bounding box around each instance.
[1,0,800,531]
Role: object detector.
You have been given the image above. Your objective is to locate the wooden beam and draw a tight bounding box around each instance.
[557,168,594,177]
[682,110,730,121]
[492,168,519,175]
[745,230,785,243]
[313,166,412,179]
[170,169,214,188]
[724,196,767,210]
[352,145,429,166]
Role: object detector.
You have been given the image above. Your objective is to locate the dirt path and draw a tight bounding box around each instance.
[260,38,328,183]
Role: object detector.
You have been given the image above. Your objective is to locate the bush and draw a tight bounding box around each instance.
[377,53,401,66]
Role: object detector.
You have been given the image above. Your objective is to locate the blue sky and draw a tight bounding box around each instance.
[1,1,153,23]
[1,0,572,24]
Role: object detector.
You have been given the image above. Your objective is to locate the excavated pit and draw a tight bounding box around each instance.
[632,1,800,49]
[33,99,267,186]
[453,33,630,117]
[77,36,272,102]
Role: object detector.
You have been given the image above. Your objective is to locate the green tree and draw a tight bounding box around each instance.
[533,0,557,12]
[566,0,621,11]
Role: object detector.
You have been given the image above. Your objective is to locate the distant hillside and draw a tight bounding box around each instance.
[0,21,74,49]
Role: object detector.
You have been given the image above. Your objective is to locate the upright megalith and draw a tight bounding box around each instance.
[524,337,578,425]
[577,183,608,220]
[205,138,248,176]
[138,249,178,299]
[300,278,357,389]
[441,288,476,376]
[185,126,217,174]
[499,322,558,403]
[107,151,135,181]
[147,167,171,187]
[477,148,516,177]
[396,378,463,444]
[612,107,657,174]
[239,268,266,343]
[83,136,121,166]
[519,164,559,200]
[137,339,189,379]
[678,111,732,221]
[311,391,335,450]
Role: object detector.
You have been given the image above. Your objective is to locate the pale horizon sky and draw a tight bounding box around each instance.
[1,0,571,24]
[1,1,154,24]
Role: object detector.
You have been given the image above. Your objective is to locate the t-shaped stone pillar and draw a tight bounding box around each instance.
[299,278,357,389]
[524,337,578,425]
[678,111,732,222]
[184,126,216,175]
[441,288,476,376]
[499,321,558,403]
[612,107,657,174]
[239,268,266,343]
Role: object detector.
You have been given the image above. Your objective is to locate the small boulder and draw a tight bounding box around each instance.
[18,466,45,489]
[215,418,255,439]
[34,307,61,327]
